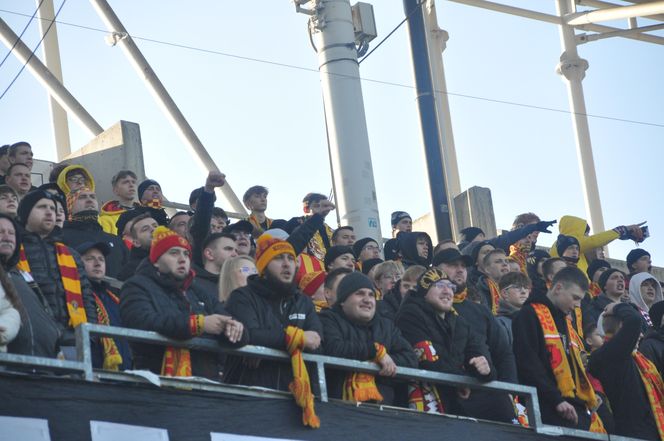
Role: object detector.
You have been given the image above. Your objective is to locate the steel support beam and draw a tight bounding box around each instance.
[577,22,664,44]
[35,0,71,160]
[567,0,664,25]
[0,18,104,138]
[89,0,247,215]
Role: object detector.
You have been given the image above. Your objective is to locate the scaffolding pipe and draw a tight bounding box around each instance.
[89,0,246,215]
[567,0,664,25]
[0,18,103,138]
[555,0,605,234]
[35,0,72,160]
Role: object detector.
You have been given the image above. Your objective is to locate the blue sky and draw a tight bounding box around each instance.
[1,0,662,264]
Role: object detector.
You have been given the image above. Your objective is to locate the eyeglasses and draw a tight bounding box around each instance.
[66,175,87,185]
[432,280,456,291]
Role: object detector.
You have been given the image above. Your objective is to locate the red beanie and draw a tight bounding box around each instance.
[299,271,326,297]
[150,226,191,263]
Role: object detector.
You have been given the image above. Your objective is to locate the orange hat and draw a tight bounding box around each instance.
[150,226,191,263]
[255,233,296,276]
[299,271,326,297]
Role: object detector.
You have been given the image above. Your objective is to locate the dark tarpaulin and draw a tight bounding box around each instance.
[0,373,574,441]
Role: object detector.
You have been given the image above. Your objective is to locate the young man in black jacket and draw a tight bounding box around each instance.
[589,302,663,440]
[641,301,664,377]
[320,272,417,405]
[116,210,157,281]
[396,267,497,417]
[120,226,246,379]
[224,232,323,391]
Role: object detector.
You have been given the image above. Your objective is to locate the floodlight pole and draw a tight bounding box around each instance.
[555,0,606,235]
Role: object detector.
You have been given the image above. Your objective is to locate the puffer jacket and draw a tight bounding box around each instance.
[21,226,98,345]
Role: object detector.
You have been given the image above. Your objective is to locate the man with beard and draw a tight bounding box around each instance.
[320,271,417,405]
[16,189,98,347]
[432,248,517,423]
[225,231,323,427]
[61,187,127,278]
[120,226,246,379]
[475,249,510,315]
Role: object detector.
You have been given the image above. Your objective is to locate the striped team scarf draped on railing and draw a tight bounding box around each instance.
[285,325,320,428]
[409,340,445,414]
[93,291,123,371]
[342,343,386,403]
[18,243,87,327]
[161,314,203,377]
[532,303,606,433]
[632,351,664,439]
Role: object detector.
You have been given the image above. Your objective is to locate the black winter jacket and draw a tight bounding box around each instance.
[120,261,247,378]
[377,282,404,322]
[224,275,323,391]
[21,227,97,345]
[640,327,664,378]
[62,218,128,278]
[396,232,432,268]
[320,305,417,403]
[588,304,660,440]
[117,246,149,281]
[191,264,219,300]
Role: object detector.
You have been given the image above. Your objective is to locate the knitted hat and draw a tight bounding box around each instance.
[324,245,354,270]
[432,248,473,268]
[255,232,296,276]
[138,179,160,201]
[362,258,383,275]
[459,227,484,244]
[415,267,450,297]
[66,186,93,220]
[556,234,580,257]
[352,237,378,259]
[16,189,56,227]
[598,268,624,292]
[149,226,191,264]
[299,270,326,297]
[336,271,374,305]
[391,211,411,228]
[115,207,149,237]
[586,259,611,281]
[626,248,650,271]
[649,301,664,329]
[296,254,324,284]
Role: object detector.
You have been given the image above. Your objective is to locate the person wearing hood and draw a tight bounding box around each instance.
[589,302,663,440]
[475,249,510,314]
[61,187,128,278]
[526,249,550,297]
[512,266,606,431]
[395,231,432,269]
[56,164,95,196]
[550,215,645,276]
[396,268,502,419]
[495,271,531,345]
[99,170,140,235]
[556,234,581,268]
[587,268,627,326]
[628,272,663,328]
[320,272,417,405]
[378,264,426,323]
[77,241,132,371]
[120,226,246,379]
[640,301,664,377]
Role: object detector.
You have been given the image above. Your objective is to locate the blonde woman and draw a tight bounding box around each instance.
[218,256,257,303]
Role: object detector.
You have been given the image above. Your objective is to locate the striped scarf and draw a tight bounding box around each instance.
[532,303,606,433]
[313,299,329,313]
[487,278,500,316]
[19,243,87,327]
[93,290,123,371]
[247,214,272,234]
[509,243,529,274]
[588,282,602,299]
[453,288,467,304]
[409,339,444,414]
[161,314,203,377]
[285,326,320,428]
[633,351,664,439]
[342,343,386,403]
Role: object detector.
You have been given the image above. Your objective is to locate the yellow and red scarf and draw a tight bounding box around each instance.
[18,243,87,327]
[588,282,602,299]
[509,243,529,274]
[487,278,500,316]
[161,314,203,377]
[93,290,123,371]
[633,351,664,439]
[532,303,605,433]
[409,340,445,413]
[285,326,320,428]
[453,288,468,304]
[313,299,329,313]
[247,214,272,234]
[342,343,386,403]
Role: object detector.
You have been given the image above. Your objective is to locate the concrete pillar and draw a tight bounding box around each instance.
[453,186,497,239]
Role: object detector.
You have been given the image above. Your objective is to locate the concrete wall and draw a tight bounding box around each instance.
[453,186,497,240]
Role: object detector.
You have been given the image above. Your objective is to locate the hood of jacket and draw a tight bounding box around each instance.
[629,271,663,312]
[550,215,587,258]
[100,200,140,216]
[56,164,96,195]
[397,231,433,267]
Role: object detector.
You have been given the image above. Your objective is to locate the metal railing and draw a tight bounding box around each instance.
[0,323,645,441]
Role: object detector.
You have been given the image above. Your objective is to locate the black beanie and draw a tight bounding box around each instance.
[587,259,610,281]
[556,234,580,257]
[352,237,377,259]
[598,268,623,292]
[626,248,650,271]
[362,258,384,275]
[16,189,56,227]
[336,272,374,305]
[649,301,664,329]
[460,227,484,244]
[391,211,411,228]
[138,179,160,201]
[324,245,354,270]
